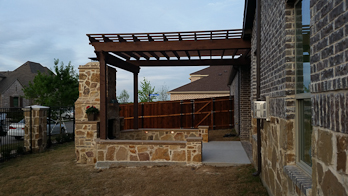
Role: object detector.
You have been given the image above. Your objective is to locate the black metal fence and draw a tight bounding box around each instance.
[47,106,75,148]
[0,107,25,162]
[0,106,75,163]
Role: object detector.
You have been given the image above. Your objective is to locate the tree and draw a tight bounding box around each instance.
[138,77,156,102]
[118,89,130,104]
[23,59,79,107]
[158,84,170,101]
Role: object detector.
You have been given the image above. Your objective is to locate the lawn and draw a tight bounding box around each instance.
[0,142,268,196]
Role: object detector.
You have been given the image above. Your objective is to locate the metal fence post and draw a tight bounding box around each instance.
[47,107,52,148]
[30,106,32,153]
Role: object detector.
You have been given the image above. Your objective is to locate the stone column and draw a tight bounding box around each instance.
[198,126,209,143]
[75,62,101,165]
[23,105,49,153]
[186,137,202,165]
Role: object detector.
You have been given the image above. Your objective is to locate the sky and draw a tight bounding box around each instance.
[0,0,244,100]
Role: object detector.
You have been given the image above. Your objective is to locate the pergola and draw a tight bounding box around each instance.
[87,29,251,139]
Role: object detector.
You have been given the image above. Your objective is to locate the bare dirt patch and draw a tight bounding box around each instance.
[209,129,240,141]
[0,142,268,196]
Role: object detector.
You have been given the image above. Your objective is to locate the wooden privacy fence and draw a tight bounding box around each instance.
[119,96,234,130]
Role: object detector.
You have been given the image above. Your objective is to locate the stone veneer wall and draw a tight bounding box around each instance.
[309,0,348,195]
[170,93,229,101]
[75,62,204,167]
[119,126,209,143]
[75,62,101,165]
[95,137,202,168]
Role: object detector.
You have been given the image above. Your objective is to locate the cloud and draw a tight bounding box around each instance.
[0,0,244,100]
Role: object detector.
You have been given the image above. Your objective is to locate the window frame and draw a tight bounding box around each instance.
[294,0,312,175]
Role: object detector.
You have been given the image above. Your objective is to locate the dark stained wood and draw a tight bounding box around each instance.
[125,52,140,60]
[105,53,140,73]
[232,49,238,59]
[129,58,250,66]
[96,51,107,139]
[172,51,180,60]
[137,51,150,60]
[149,51,159,60]
[133,73,138,129]
[132,35,140,42]
[163,34,168,41]
[102,35,113,42]
[117,35,126,42]
[160,51,170,60]
[185,51,191,59]
[112,52,130,60]
[147,34,154,42]
[91,39,251,53]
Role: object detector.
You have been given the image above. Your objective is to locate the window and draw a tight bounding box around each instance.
[295,0,312,173]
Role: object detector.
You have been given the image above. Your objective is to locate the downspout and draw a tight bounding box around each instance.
[253,0,262,176]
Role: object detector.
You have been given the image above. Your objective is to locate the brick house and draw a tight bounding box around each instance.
[0,61,50,108]
[230,0,348,195]
[169,66,230,100]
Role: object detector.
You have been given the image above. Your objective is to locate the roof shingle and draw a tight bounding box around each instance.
[169,66,231,93]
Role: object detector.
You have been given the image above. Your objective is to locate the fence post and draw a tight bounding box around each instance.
[141,103,144,128]
[229,96,233,128]
[212,98,215,130]
[180,100,183,129]
[191,100,195,128]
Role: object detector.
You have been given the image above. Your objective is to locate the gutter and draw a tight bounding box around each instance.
[253,0,262,177]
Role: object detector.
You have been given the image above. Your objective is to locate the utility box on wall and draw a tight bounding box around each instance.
[253,101,267,119]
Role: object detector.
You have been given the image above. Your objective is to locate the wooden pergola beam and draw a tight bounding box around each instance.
[129,58,250,66]
[105,53,140,73]
[91,39,250,53]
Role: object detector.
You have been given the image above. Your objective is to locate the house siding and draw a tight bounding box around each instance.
[247,1,348,196]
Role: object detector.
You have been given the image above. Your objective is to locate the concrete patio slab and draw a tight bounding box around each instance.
[202,141,251,166]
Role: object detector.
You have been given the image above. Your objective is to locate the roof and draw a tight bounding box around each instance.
[190,66,211,75]
[0,61,51,93]
[169,66,231,93]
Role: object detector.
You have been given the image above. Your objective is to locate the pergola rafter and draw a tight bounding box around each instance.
[87,29,251,139]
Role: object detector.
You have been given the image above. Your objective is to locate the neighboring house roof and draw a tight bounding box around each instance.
[169,66,231,93]
[0,61,51,93]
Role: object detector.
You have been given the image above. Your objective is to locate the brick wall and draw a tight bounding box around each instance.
[0,80,30,107]
[310,1,348,195]
[240,67,251,140]
[230,72,239,134]
[170,93,229,101]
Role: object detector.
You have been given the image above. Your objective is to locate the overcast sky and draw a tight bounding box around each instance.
[0,0,244,100]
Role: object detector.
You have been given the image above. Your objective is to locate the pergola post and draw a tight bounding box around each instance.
[133,73,139,129]
[99,51,108,139]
